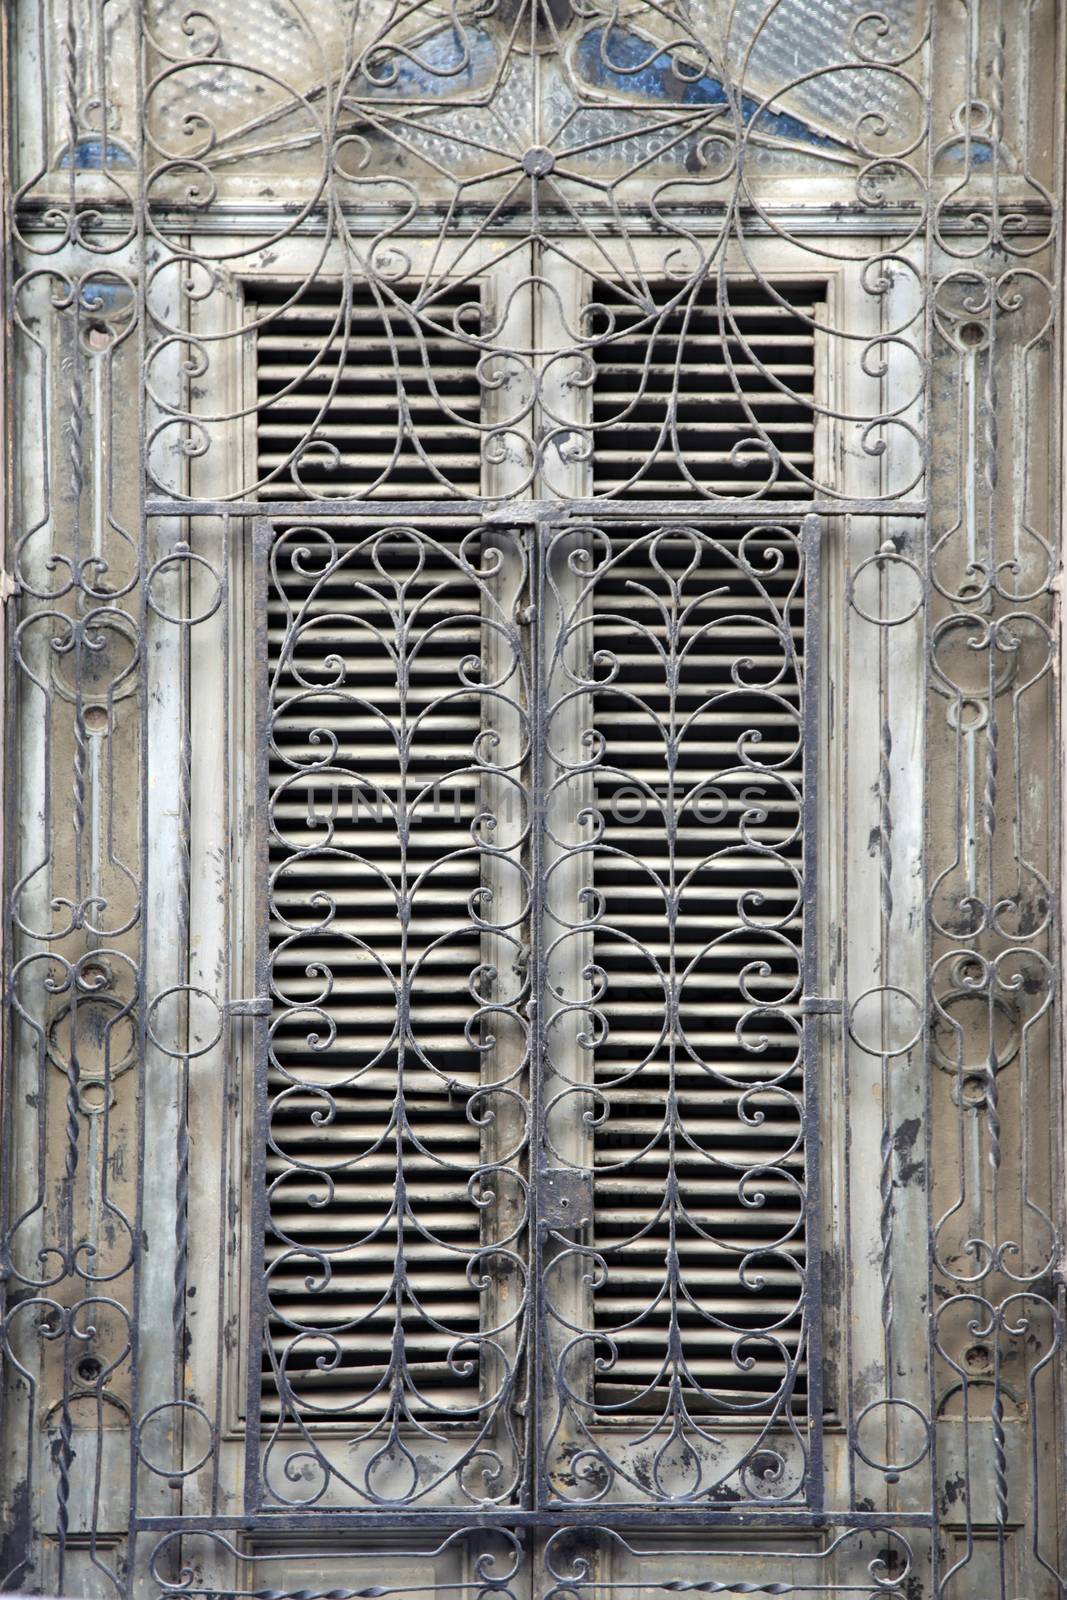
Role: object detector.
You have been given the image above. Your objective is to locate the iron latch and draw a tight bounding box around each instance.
[801,995,842,1015]
[226,996,272,1017]
[539,1167,593,1230]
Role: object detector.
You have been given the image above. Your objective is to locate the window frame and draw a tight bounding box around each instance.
[176,230,924,1519]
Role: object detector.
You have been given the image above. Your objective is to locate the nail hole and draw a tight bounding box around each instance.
[964,1343,992,1372]
[76,1355,104,1384]
[83,704,109,734]
[958,320,985,348]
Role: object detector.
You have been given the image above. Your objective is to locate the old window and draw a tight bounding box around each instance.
[1,2,1063,1598]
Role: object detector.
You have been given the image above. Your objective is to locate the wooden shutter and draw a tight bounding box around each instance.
[256,276,815,1423]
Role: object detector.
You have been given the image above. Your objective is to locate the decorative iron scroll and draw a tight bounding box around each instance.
[0,1,1064,1599]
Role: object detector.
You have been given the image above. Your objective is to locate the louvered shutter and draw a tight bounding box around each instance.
[258,275,816,1425]
[590,280,819,499]
[259,284,490,1418]
[578,522,807,1412]
[581,283,817,1410]
[256,283,484,499]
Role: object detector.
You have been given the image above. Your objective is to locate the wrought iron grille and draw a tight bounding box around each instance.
[259,510,817,1511]
[0,1,1064,1599]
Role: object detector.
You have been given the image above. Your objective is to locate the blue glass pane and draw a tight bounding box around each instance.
[576,25,853,153]
[59,137,135,170]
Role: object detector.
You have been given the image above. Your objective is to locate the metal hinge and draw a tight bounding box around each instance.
[539,1167,593,1230]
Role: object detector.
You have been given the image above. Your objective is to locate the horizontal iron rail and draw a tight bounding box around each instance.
[131,1509,937,1532]
[147,498,927,520]
[14,201,1057,240]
